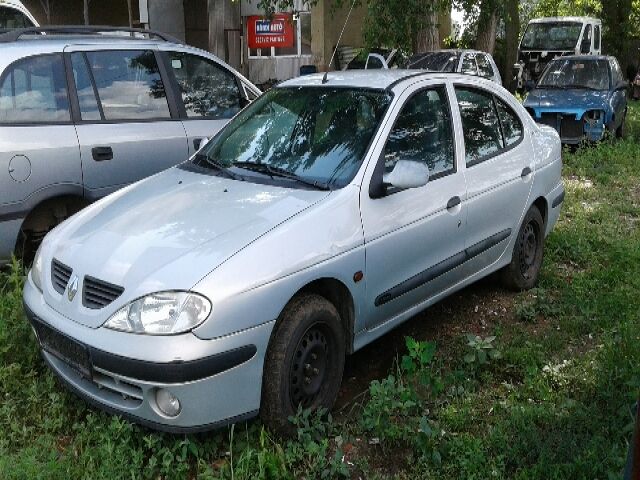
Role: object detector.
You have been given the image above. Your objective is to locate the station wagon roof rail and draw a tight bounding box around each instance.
[0,26,182,44]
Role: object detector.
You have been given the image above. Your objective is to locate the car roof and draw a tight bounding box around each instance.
[529,16,601,24]
[278,70,473,90]
[549,54,612,62]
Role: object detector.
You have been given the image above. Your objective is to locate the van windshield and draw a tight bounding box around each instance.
[194,87,393,189]
[521,22,583,50]
[0,6,33,30]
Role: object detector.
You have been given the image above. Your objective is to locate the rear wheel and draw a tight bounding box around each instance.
[260,294,345,436]
[616,112,626,138]
[501,205,545,291]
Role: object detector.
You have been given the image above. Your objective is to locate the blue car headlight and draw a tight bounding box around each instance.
[584,110,605,126]
[104,291,212,335]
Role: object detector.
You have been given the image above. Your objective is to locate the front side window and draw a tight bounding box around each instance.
[168,52,242,119]
[580,25,592,54]
[195,87,392,189]
[383,87,454,179]
[476,55,495,78]
[538,59,610,90]
[461,54,478,75]
[496,99,523,147]
[0,55,70,123]
[455,87,503,165]
[594,25,601,50]
[367,56,384,69]
[84,50,171,120]
[0,6,33,29]
[521,22,583,50]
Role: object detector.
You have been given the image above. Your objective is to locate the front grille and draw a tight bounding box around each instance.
[83,276,124,310]
[560,116,584,139]
[51,259,72,294]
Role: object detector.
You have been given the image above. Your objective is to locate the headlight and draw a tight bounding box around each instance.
[104,291,212,335]
[31,244,44,292]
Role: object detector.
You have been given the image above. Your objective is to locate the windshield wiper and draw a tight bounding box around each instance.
[193,154,244,181]
[563,84,601,91]
[233,161,331,191]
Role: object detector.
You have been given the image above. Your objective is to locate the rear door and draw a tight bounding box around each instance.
[66,46,188,200]
[0,53,80,235]
[161,48,257,156]
[454,85,532,275]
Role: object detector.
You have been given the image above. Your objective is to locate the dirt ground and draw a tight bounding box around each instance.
[336,276,518,411]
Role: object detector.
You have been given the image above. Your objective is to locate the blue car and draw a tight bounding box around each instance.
[524,55,628,144]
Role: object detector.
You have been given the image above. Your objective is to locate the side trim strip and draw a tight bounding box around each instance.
[374,228,512,307]
[552,190,565,208]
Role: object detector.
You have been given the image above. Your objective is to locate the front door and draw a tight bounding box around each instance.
[454,85,532,276]
[67,47,188,200]
[360,83,467,329]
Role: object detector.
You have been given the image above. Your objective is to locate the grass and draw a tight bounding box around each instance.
[1,103,639,479]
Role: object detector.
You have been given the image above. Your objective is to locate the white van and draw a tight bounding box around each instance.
[0,0,39,30]
[514,17,602,91]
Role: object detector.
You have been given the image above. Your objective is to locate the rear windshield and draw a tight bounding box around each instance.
[195,87,393,189]
[538,59,610,90]
[406,52,458,72]
[521,22,582,50]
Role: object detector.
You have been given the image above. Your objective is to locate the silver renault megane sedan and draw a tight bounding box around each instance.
[23,70,564,434]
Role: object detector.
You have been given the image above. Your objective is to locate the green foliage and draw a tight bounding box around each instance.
[515,288,560,323]
[463,334,502,367]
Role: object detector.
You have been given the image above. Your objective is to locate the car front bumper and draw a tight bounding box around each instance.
[23,274,274,433]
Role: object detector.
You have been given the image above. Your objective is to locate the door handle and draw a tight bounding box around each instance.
[92,146,113,162]
[447,196,461,210]
[521,167,532,178]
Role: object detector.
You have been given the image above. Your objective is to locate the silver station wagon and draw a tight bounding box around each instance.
[23,70,564,434]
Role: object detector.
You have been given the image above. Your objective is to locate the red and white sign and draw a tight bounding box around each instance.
[247,14,294,49]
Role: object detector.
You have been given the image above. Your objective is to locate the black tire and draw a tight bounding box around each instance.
[501,205,545,291]
[260,293,345,436]
[616,113,626,139]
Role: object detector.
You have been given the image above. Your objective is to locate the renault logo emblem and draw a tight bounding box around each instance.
[67,275,79,302]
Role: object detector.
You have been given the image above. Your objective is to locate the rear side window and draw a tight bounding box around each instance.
[383,87,455,179]
[367,56,384,69]
[70,53,101,121]
[461,54,478,75]
[455,87,504,165]
[496,99,523,147]
[0,54,70,124]
[167,52,242,119]
[84,50,171,121]
[476,55,494,79]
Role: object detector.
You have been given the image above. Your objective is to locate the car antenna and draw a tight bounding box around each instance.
[322,0,356,84]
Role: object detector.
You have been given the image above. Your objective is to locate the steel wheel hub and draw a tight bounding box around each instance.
[290,326,329,408]
[519,223,538,278]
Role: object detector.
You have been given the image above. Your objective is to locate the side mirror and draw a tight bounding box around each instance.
[617,81,630,91]
[382,160,429,190]
[194,137,209,151]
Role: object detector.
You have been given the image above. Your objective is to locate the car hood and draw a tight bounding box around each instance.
[44,167,330,327]
[524,88,609,115]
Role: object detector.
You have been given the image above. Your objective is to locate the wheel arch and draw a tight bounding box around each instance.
[285,277,356,354]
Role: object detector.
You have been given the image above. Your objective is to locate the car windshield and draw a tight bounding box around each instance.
[195,87,393,189]
[406,52,458,72]
[0,6,33,29]
[521,22,583,50]
[538,59,610,90]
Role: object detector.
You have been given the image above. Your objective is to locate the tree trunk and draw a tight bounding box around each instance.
[503,0,519,88]
[475,0,498,54]
[601,0,633,77]
[39,0,52,24]
[127,0,133,28]
[415,6,439,53]
[83,0,90,25]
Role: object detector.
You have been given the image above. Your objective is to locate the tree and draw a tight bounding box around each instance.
[39,0,54,24]
[83,0,91,25]
[474,0,499,53]
[503,0,519,87]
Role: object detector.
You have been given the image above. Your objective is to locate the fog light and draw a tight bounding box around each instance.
[156,389,181,417]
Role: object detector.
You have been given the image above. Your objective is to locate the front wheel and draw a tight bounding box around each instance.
[501,205,545,291]
[260,294,345,436]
